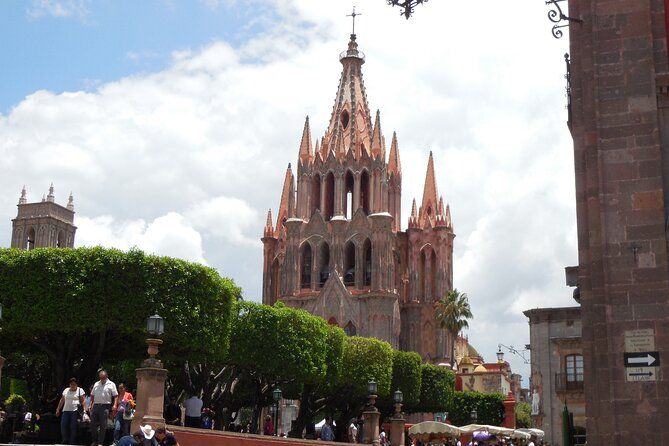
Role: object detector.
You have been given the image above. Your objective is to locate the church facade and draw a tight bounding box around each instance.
[261,34,455,363]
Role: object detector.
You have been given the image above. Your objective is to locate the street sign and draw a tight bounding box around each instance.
[624,329,655,352]
[624,352,660,367]
[625,366,658,382]
[624,329,658,382]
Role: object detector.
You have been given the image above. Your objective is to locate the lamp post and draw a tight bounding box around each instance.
[273,387,282,436]
[470,409,478,424]
[133,314,167,432]
[363,380,380,446]
[389,389,405,446]
[496,347,505,364]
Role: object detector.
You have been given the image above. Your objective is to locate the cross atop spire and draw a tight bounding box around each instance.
[346,6,361,37]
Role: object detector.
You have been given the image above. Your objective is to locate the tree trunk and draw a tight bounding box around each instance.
[289,386,313,438]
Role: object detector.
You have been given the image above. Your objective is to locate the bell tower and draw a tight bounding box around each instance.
[10,184,77,249]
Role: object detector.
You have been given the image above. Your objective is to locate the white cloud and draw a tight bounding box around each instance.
[27,0,89,20]
[75,212,207,265]
[1,0,577,384]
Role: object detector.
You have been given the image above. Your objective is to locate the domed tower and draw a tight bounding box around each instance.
[262,33,455,361]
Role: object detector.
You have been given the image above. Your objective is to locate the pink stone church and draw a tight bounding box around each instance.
[261,33,455,364]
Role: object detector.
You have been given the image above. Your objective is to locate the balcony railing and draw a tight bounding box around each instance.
[555,373,584,392]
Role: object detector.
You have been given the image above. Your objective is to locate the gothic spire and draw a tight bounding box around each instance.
[419,151,442,228]
[298,116,313,165]
[370,109,383,158]
[264,209,275,238]
[47,183,55,203]
[445,204,453,229]
[67,192,75,211]
[324,34,373,159]
[409,198,418,228]
[18,186,27,205]
[276,163,294,231]
[388,131,401,176]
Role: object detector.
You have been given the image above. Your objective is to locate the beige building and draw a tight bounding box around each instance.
[523,306,584,446]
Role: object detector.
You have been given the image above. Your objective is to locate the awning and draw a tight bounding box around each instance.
[408,421,462,440]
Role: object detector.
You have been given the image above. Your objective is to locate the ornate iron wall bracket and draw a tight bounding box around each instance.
[565,53,573,130]
[386,0,428,20]
[546,0,583,39]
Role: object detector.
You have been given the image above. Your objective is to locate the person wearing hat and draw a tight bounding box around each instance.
[115,425,158,446]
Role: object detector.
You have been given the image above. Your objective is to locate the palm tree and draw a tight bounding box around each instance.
[434,289,473,367]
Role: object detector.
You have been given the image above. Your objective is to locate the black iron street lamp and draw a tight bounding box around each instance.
[147,314,165,337]
[273,387,282,436]
[393,389,403,416]
[144,314,164,367]
[367,380,378,408]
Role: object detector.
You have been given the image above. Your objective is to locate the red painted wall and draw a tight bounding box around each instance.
[171,426,339,446]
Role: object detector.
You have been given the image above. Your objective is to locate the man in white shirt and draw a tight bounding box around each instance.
[183,394,203,428]
[88,370,118,446]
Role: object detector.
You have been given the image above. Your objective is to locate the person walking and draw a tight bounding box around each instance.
[55,378,85,444]
[113,383,135,443]
[182,394,203,428]
[89,369,119,446]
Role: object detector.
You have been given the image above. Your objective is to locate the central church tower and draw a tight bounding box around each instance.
[262,33,455,362]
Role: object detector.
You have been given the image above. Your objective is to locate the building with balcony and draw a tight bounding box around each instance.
[523,306,584,445]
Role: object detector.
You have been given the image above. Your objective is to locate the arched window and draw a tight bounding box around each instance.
[340,110,350,130]
[318,243,330,288]
[344,321,357,336]
[324,172,335,220]
[363,238,372,287]
[344,241,356,286]
[270,259,280,303]
[56,231,65,248]
[300,243,313,289]
[26,227,36,250]
[310,173,321,217]
[430,248,437,301]
[565,354,584,389]
[419,249,426,300]
[344,170,354,219]
[360,170,370,215]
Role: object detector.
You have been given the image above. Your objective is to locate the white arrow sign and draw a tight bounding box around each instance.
[628,354,656,366]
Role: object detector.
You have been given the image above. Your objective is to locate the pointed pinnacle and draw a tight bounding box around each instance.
[388,131,401,175]
[371,109,383,156]
[298,115,313,163]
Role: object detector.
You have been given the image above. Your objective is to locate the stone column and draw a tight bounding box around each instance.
[501,396,516,429]
[389,402,404,446]
[362,398,380,446]
[132,339,167,432]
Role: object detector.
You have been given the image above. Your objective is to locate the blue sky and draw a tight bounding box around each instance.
[0,0,274,113]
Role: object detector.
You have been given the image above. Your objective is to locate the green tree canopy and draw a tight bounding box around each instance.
[447,391,505,426]
[412,363,455,413]
[228,301,331,386]
[515,402,532,428]
[378,350,422,415]
[0,247,237,389]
